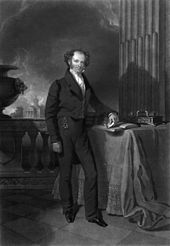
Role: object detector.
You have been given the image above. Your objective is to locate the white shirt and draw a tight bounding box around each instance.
[70,69,86,96]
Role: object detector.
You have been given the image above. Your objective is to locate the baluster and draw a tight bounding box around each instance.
[35,131,43,171]
[40,132,51,171]
[27,130,38,171]
[21,131,31,171]
[15,131,25,169]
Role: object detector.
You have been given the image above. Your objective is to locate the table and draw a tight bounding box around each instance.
[53,123,170,230]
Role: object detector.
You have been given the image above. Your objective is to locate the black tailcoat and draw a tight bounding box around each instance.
[45,69,112,218]
[45,69,112,143]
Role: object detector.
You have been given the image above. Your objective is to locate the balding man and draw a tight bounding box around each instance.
[45,49,118,227]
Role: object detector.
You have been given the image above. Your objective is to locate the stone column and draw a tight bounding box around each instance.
[119,0,167,120]
[165,0,170,121]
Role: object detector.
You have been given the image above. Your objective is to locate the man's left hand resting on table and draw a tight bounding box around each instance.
[107,112,119,128]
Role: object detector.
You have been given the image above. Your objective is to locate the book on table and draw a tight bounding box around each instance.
[106,122,139,132]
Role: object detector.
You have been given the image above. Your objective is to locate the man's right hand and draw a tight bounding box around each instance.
[52,141,62,153]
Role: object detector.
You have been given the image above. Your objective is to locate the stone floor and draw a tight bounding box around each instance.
[0,189,170,246]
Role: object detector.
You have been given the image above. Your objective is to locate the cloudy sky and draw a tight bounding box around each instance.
[0,0,119,114]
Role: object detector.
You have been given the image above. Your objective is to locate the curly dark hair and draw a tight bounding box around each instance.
[64,49,90,67]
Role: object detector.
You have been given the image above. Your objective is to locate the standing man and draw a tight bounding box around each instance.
[45,49,118,227]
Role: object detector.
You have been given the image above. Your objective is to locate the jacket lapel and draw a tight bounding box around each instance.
[82,73,91,102]
[65,70,83,99]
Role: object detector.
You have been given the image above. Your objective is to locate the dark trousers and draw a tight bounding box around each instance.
[57,116,97,220]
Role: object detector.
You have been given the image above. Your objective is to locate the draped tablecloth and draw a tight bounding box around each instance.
[52,123,170,230]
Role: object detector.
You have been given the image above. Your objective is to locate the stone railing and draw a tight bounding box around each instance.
[0,119,59,189]
[0,115,98,189]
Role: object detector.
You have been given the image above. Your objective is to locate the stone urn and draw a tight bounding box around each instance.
[0,64,27,118]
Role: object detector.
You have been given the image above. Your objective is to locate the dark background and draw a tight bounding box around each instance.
[0,0,119,116]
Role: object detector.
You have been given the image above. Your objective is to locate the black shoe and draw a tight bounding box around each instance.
[88,217,108,227]
[64,211,74,223]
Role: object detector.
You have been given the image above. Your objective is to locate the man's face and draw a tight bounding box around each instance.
[68,51,86,74]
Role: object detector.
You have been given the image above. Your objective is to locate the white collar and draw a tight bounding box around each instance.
[70,69,83,79]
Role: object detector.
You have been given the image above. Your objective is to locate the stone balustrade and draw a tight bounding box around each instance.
[0,118,59,189]
[0,115,97,189]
